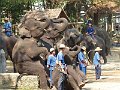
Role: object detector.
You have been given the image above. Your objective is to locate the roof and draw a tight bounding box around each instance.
[44,8,62,19]
[24,8,70,21]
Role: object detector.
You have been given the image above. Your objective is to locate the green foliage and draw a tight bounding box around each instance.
[0,0,37,24]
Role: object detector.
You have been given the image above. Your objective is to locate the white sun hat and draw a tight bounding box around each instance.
[50,48,55,52]
[81,46,86,51]
[59,44,65,49]
[95,47,102,51]
[4,17,9,21]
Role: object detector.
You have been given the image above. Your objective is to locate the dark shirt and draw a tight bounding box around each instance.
[87,27,94,35]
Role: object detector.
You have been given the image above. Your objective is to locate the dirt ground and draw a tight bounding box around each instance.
[83,47,120,90]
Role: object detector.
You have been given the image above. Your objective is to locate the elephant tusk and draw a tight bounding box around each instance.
[39,55,44,59]
[44,29,47,32]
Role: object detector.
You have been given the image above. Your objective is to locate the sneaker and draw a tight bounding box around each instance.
[50,83,53,89]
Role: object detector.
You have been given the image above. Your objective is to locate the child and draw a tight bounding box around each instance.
[78,46,87,76]
[47,48,56,88]
[93,47,102,80]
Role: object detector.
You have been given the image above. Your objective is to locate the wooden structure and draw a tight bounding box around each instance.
[86,1,120,31]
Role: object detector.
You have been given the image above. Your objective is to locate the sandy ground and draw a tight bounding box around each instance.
[83,47,120,90]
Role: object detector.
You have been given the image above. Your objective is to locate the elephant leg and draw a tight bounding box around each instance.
[52,69,60,88]
[15,73,28,89]
[67,75,80,90]
[102,54,107,64]
[17,61,48,89]
[67,65,84,87]
[75,66,86,81]
[38,69,48,89]
[13,62,17,73]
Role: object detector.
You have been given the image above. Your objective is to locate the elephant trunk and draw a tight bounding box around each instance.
[52,18,68,32]
[38,17,50,30]
[69,46,81,58]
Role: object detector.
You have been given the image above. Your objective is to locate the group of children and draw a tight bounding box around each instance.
[47,44,66,89]
[47,43,102,89]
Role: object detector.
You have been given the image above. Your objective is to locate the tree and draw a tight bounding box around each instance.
[0,0,37,23]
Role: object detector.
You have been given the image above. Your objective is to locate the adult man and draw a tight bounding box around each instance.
[86,23,95,38]
[57,44,66,90]
[47,48,56,88]
[93,47,102,80]
[78,46,87,76]
[4,17,12,37]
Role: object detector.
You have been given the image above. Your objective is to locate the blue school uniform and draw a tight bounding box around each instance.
[47,55,56,83]
[93,52,101,80]
[87,27,94,35]
[57,51,65,68]
[78,51,87,75]
[4,22,12,36]
[57,51,66,90]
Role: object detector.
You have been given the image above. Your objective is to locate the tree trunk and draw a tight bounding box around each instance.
[42,0,46,9]
[107,14,112,32]
[93,12,99,26]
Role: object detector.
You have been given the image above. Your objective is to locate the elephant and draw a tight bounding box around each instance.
[80,35,107,63]
[94,26,111,55]
[64,28,83,47]
[0,32,17,72]
[38,18,68,50]
[1,33,17,72]
[12,38,49,89]
[0,33,7,57]
[18,16,50,38]
[82,25,111,55]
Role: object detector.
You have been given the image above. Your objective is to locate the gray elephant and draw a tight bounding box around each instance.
[0,33,7,57]
[1,33,17,72]
[94,26,111,55]
[82,25,111,55]
[12,38,49,89]
[64,28,83,47]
